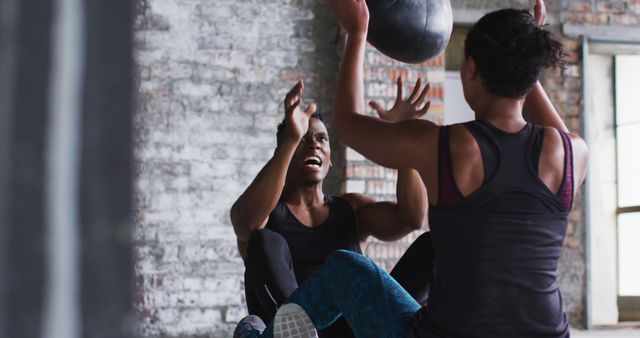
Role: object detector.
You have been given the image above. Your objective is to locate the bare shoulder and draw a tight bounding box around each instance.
[340,193,376,212]
[449,123,477,152]
[549,127,588,168]
[544,127,588,187]
[568,132,588,155]
[568,132,589,185]
[543,126,564,152]
[412,119,440,145]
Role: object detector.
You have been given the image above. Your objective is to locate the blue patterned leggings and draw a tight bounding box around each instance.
[261,249,421,338]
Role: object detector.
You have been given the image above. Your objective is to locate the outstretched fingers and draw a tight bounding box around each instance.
[369,101,386,117]
[417,100,431,117]
[413,82,431,108]
[304,103,317,117]
[286,99,302,117]
[284,81,304,113]
[395,76,404,105]
[407,77,422,103]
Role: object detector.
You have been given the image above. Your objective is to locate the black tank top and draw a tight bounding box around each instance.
[265,195,362,283]
[409,120,574,338]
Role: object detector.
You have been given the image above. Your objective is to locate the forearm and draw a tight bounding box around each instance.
[333,32,368,137]
[231,140,297,241]
[524,81,569,132]
[395,168,428,229]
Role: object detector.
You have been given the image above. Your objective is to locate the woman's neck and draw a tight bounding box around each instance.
[474,95,527,132]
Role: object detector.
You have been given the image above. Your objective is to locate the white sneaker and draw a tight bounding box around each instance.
[273,303,318,338]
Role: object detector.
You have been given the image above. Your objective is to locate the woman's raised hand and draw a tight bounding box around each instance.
[329,0,370,36]
[369,77,432,123]
[534,0,546,26]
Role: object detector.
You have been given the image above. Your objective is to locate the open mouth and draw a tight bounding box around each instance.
[303,155,322,168]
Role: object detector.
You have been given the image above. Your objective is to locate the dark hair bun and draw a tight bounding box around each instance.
[465,9,565,98]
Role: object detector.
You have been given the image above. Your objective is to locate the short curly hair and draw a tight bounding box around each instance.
[276,112,324,146]
[465,9,565,98]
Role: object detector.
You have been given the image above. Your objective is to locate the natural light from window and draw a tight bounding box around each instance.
[615,55,640,296]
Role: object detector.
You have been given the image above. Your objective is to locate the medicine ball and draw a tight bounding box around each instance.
[366,0,453,63]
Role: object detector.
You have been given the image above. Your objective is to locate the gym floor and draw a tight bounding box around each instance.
[573,326,640,337]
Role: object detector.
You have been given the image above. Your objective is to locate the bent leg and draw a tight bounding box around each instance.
[262,250,421,338]
[244,229,298,322]
[390,231,435,305]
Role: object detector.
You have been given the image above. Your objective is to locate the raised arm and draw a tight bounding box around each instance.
[524,81,569,133]
[523,0,568,132]
[230,81,316,257]
[329,0,438,172]
[524,0,588,187]
[346,77,432,241]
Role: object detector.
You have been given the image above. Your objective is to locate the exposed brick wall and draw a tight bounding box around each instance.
[133,0,340,337]
[542,0,640,327]
[133,0,640,336]
[564,0,640,25]
[537,31,587,327]
[350,48,446,271]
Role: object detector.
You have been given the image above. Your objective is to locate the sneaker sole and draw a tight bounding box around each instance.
[273,303,318,338]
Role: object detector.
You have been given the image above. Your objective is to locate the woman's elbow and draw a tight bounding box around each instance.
[406,211,428,231]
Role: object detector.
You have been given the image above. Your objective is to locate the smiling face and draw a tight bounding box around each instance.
[287,118,332,185]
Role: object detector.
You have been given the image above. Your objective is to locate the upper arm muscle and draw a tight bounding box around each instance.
[337,114,438,171]
[344,193,415,242]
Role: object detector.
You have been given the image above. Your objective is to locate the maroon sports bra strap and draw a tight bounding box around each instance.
[558,131,574,211]
[437,126,464,207]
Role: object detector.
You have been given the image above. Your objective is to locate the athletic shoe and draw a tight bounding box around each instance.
[273,303,318,338]
[233,315,266,338]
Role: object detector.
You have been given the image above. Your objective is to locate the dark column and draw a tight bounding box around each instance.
[0,0,135,336]
[79,0,135,337]
[0,0,19,336]
[4,0,54,336]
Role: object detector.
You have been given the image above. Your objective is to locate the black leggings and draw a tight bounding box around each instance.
[244,229,434,337]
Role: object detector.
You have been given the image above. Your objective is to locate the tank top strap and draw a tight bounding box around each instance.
[267,199,288,224]
[464,120,500,183]
[526,124,544,175]
[557,131,574,211]
[437,126,464,207]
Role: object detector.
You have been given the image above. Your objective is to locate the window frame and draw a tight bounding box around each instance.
[585,40,640,327]
[612,54,640,321]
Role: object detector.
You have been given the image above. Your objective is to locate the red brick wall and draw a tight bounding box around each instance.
[348,45,446,271]
[565,0,640,25]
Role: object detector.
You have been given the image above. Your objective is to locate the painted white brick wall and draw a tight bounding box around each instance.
[133,0,340,336]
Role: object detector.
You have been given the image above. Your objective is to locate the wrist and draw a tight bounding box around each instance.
[347,30,368,42]
[279,136,300,149]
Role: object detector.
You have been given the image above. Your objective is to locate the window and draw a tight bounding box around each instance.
[587,48,640,325]
[614,55,640,321]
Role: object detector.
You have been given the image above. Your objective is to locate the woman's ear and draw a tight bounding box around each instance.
[461,57,478,81]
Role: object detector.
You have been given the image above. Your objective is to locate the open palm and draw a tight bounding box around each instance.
[369,77,431,123]
[283,80,316,142]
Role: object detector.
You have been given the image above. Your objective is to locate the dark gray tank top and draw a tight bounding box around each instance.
[410,120,574,338]
[266,195,362,283]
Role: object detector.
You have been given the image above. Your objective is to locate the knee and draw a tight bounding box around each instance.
[415,231,432,246]
[247,228,287,257]
[415,232,435,258]
[325,250,370,272]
